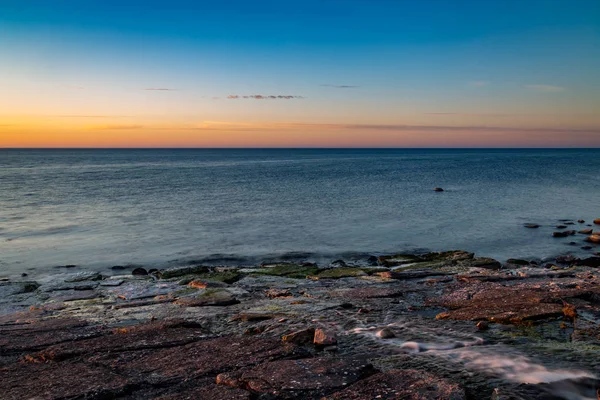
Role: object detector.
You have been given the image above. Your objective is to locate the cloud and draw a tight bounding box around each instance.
[469,81,489,87]
[55,115,132,119]
[88,124,144,130]
[525,84,565,93]
[425,112,513,117]
[143,88,177,91]
[227,95,304,100]
[320,84,360,88]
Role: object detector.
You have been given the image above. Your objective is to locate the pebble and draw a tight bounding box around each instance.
[376,328,396,339]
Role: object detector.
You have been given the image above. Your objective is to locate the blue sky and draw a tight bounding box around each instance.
[1,0,599,147]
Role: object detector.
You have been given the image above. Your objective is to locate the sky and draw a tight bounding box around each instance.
[1,0,599,147]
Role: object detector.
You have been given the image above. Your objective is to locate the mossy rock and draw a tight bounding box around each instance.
[161,265,210,279]
[391,261,449,271]
[420,250,474,262]
[313,267,367,279]
[360,267,390,275]
[252,264,321,279]
[377,254,422,267]
[176,271,242,284]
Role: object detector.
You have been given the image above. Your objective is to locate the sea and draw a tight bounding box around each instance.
[1,148,598,279]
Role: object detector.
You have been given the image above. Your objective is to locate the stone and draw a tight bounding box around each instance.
[556,225,567,229]
[217,357,375,398]
[282,328,315,344]
[586,234,600,244]
[313,267,367,279]
[469,257,502,270]
[524,223,540,229]
[376,328,396,339]
[111,265,126,270]
[0,282,39,297]
[476,321,489,331]
[326,369,466,400]
[161,265,210,279]
[594,218,600,225]
[578,219,585,223]
[64,271,103,282]
[580,228,594,234]
[174,290,239,307]
[132,267,148,276]
[331,259,348,267]
[506,258,530,266]
[434,187,444,192]
[582,246,593,250]
[556,255,579,265]
[314,328,337,345]
[577,257,600,268]
[265,288,292,298]
[553,231,570,238]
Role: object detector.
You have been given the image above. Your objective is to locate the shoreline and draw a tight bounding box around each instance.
[1,247,600,399]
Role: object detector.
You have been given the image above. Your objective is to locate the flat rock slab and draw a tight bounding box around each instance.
[89,336,305,384]
[0,361,130,400]
[218,357,375,398]
[107,281,179,300]
[153,379,251,400]
[325,369,466,400]
[335,287,405,299]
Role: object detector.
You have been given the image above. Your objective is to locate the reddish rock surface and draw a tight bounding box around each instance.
[325,369,466,400]
[217,357,375,398]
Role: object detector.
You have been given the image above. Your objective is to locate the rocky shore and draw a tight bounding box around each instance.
[2,241,600,398]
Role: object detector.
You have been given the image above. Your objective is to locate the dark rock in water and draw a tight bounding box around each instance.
[556,225,567,229]
[556,255,579,265]
[314,328,337,345]
[366,255,379,266]
[506,258,530,266]
[331,259,348,267]
[476,321,489,331]
[594,218,600,225]
[568,241,578,246]
[21,273,28,277]
[524,223,540,229]
[578,219,585,223]
[577,257,600,268]
[434,187,444,192]
[327,369,466,400]
[376,328,396,339]
[111,265,126,270]
[131,267,148,276]
[553,231,570,238]
[148,268,158,274]
[470,257,502,270]
[161,265,210,279]
[586,234,600,244]
[580,228,594,234]
[582,246,593,250]
[565,222,576,225]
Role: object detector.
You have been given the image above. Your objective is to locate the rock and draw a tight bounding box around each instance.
[282,328,315,344]
[188,280,228,289]
[326,369,466,400]
[469,257,502,270]
[524,223,540,229]
[312,267,367,279]
[314,328,337,345]
[174,290,240,307]
[160,265,210,279]
[582,246,593,250]
[476,321,489,331]
[64,271,103,282]
[99,279,124,287]
[586,234,600,244]
[553,231,570,238]
[0,282,39,297]
[131,267,148,276]
[265,288,292,298]
[565,222,576,225]
[434,187,444,192]
[376,328,396,339]
[578,219,585,223]
[577,257,600,268]
[580,228,594,234]
[556,255,579,265]
[331,259,348,267]
[111,265,126,270]
[253,263,320,279]
[506,258,530,266]
[556,225,567,229]
[217,357,375,398]
[21,273,28,277]
[594,218,600,225]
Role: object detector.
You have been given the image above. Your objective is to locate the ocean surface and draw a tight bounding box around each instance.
[1,148,599,278]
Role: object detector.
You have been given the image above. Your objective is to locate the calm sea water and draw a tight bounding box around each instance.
[1,149,599,278]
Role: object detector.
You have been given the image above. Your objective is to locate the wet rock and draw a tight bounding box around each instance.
[376,327,396,339]
[231,313,280,322]
[580,228,594,234]
[161,265,210,279]
[377,253,423,267]
[506,258,530,266]
[340,287,404,299]
[582,246,593,250]
[468,257,502,270]
[594,218,600,225]
[0,282,39,297]
[265,288,292,298]
[476,321,489,331]
[111,265,126,270]
[586,234,600,244]
[434,187,444,192]
[556,255,579,265]
[524,223,540,229]
[282,328,315,344]
[556,225,568,229]
[188,280,228,289]
[132,267,148,276]
[253,263,320,279]
[331,259,348,267]
[314,328,337,345]
[64,271,103,282]
[553,231,574,238]
[217,357,375,398]
[99,279,125,287]
[577,257,600,268]
[174,289,239,307]
[312,267,367,279]
[39,281,99,292]
[565,221,576,225]
[325,369,466,400]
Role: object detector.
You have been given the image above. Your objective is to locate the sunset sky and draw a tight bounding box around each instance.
[1,0,599,147]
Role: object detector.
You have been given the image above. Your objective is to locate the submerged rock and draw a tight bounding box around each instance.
[524,223,540,229]
[434,187,444,192]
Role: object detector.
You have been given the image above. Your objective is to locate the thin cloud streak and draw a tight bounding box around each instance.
[227,95,304,99]
[143,88,177,91]
[88,124,144,130]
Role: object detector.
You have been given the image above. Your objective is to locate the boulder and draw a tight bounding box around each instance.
[594,218,600,225]
[132,268,148,276]
[577,257,600,268]
[579,228,593,234]
[282,328,316,345]
[585,234,600,244]
[314,328,337,345]
[434,187,444,192]
[376,328,396,339]
[524,223,540,229]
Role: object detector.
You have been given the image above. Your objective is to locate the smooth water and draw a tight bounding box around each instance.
[1,149,598,278]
